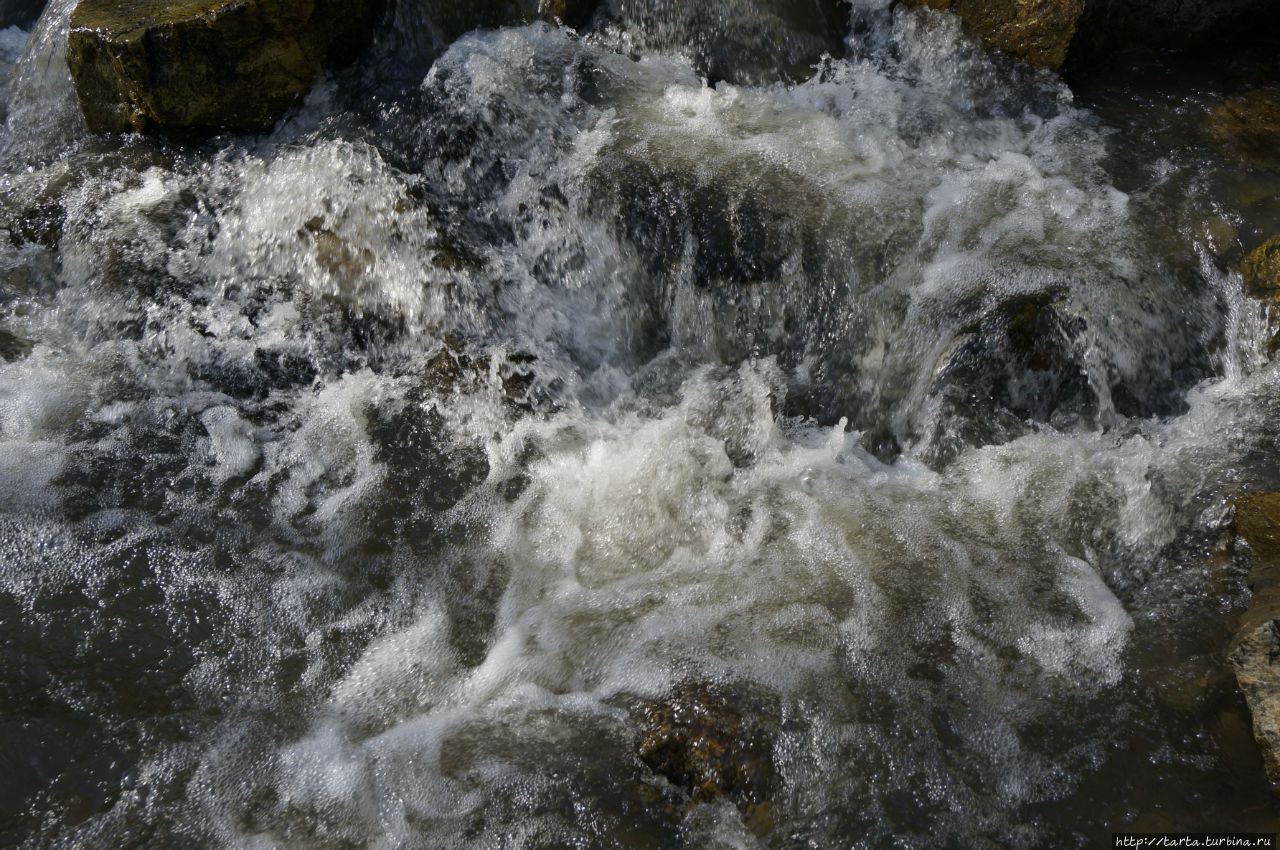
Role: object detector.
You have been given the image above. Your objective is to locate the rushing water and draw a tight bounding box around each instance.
[1,0,1280,846]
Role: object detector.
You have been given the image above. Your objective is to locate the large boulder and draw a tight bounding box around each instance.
[1229,492,1280,787]
[65,0,381,136]
[902,0,1085,68]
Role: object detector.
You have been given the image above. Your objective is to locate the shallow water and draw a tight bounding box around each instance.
[1,0,1279,846]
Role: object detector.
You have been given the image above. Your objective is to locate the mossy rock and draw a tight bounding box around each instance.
[901,0,1086,68]
[66,0,382,135]
[1230,492,1280,789]
[1241,235,1280,303]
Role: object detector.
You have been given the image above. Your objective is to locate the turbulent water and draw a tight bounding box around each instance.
[2,0,1280,846]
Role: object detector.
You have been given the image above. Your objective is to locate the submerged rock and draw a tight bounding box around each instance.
[66,0,381,135]
[635,682,777,821]
[601,0,851,84]
[1229,492,1280,788]
[1210,89,1280,168]
[901,0,1086,68]
[0,329,33,361]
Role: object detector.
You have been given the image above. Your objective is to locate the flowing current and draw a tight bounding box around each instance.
[2,0,1279,846]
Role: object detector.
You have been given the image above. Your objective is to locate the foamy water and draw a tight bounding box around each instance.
[1,0,1278,846]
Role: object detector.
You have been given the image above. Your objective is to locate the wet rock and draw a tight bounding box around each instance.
[1,141,173,251]
[635,682,777,819]
[1209,89,1280,167]
[923,290,1093,466]
[608,158,800,289]
[1229,491,1280,787]
[0,328,33,361]
[902,0,1085,68]
[601,0,851,84]
[421,334,539,412]
[1069,0,1280,64]
[66,0,382,136]
[371,0,541,83]
[1242,235,1280,304]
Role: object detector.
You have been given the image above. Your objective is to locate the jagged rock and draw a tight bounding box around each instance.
[1229,492,1280,788]
[635,682,777,823]
[65,0,381,135]
[600,0,851,84]
[901,0,1086,68]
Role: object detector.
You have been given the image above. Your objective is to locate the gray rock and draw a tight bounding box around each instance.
[1229,492,1280,789]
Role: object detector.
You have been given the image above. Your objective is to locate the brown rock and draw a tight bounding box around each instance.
[1241,236,1280,304]
[901,0,1086,68]
[1210,89,1280,167]
[635,682,777,818]
[66,0,381,136]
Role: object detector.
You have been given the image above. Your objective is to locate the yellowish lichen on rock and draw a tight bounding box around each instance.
[1242,235,1280,303]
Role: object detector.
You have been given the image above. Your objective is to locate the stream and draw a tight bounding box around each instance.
[1,0,1279,846]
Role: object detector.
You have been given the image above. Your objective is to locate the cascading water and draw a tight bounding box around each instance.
[1,0,1279,846]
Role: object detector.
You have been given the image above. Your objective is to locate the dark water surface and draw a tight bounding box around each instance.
[1,0,1279,846]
